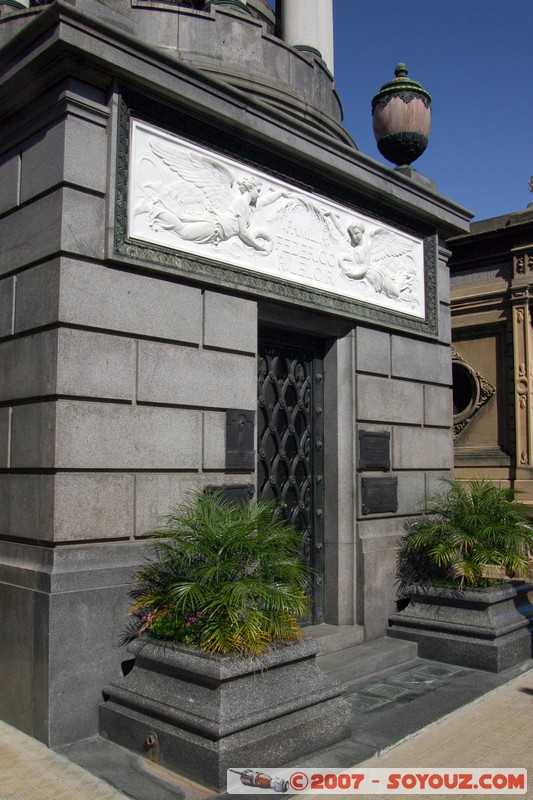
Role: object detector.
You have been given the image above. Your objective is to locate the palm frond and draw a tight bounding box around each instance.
[397,478,533,592]
[123,490,311,655]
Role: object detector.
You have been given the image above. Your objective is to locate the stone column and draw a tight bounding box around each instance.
[281,0,334,74]
[511,245,533,490]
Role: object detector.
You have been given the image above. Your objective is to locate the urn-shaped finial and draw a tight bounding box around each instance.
[372,63,432,167]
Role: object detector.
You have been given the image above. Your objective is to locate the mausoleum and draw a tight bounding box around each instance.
[0,0,471,752]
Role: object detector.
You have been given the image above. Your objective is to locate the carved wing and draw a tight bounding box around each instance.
[370,229,413,263]
[366,267,401,299]
[148,139,234,214]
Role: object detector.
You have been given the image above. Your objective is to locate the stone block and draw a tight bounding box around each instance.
[10,401,201,470]
[0,191,62,276]
[437,256,451,305]
[0,150,19,215]
[176,10,220,64]
[324,332,357,551]
[362,544,400,640]
[61,187,106,260]
[395,471,426,516]
[137,341,256,408]
[47,583,132,745]
[392,426,454,471]
[0,275,14,336]
[54,473,134,542]
[20,123,65,203]
[133,4,178,49]
[0,408,9,468]
[15,261,60,333]
[56,328,135,400]
[20,117,107,201]
[203,290,257,353]
[58,260,202,343]
[10,403,56,469]
[357,375,423,424]
[0,474,55,541]
[0,332,57,402]
[391,337,452,385]
[203,410,226,470]
[0,539,149,745]
[425,470,453,499]
[57,401,201,470]
[355,327,390,375]
[324,541,355,625]
[424,384,452,428]
[64,115,108,195]
[0,188,104,276]
[0,583,35,734]
[439,301,452,344]
[134,472,249,537]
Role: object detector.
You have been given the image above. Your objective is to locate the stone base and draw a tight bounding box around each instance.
[99,638,352,790]
[388,581,533,672]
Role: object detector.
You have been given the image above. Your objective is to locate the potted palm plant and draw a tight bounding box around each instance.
[124,489,311,655]
[389,479,533,672]
[99,491,351,790]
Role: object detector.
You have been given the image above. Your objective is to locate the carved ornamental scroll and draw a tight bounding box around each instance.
[127,120,426,320]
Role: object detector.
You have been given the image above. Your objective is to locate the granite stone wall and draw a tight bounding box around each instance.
[0,83,258,745]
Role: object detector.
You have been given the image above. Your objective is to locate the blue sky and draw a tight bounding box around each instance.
[331,0,532,221]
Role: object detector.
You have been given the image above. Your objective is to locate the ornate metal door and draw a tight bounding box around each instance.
[257,334,324,624]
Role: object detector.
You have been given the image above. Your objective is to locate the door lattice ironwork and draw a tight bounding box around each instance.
[257,337,324,623]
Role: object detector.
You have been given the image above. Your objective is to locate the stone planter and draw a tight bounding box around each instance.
[99,637,351,790]
[388,581,533,672]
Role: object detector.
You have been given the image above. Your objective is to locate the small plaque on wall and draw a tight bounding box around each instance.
[226,409,255,471]
[204,484,255,506]
[361,477,398,515]
[358,431,391,471]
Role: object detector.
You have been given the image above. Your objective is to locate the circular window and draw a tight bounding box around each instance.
[452,361,480,423]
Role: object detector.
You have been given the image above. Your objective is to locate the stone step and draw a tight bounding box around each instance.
[303,623,365,655]
[317,637,418,685]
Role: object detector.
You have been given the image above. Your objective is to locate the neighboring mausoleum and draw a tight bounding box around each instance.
[448,203,533,503]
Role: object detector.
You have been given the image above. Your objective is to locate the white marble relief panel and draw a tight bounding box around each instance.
[128,120,426,319]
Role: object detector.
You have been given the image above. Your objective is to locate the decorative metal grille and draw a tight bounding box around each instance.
[257,338,324,623]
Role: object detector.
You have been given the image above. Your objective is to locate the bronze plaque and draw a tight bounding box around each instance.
[205,484,255,506]
[226,409,255,471]
[358,431,390,471]
[361,477,398,515]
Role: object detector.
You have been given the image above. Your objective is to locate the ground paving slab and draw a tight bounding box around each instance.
[300,665,533,800]
[1,658,531,800]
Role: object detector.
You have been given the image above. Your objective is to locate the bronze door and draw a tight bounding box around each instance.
[257,334,324,623]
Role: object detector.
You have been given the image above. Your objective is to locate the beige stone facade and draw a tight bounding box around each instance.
[448,207,533,503]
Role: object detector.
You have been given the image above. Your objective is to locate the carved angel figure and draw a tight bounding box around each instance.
[134,139,290,254]
[325,212,417,302]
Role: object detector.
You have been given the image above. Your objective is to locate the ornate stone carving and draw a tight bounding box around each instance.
[115,100,438,334]
[128,119,426,319]
[512,294,533,466]
[452,348,496,439]
[514,251,533,276]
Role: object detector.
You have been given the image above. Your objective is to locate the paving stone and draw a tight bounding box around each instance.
[0,720,129,800]
[389,669,437,686]
[345,693,390,712]
[414,663,462,677]
[361,683,411,699]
